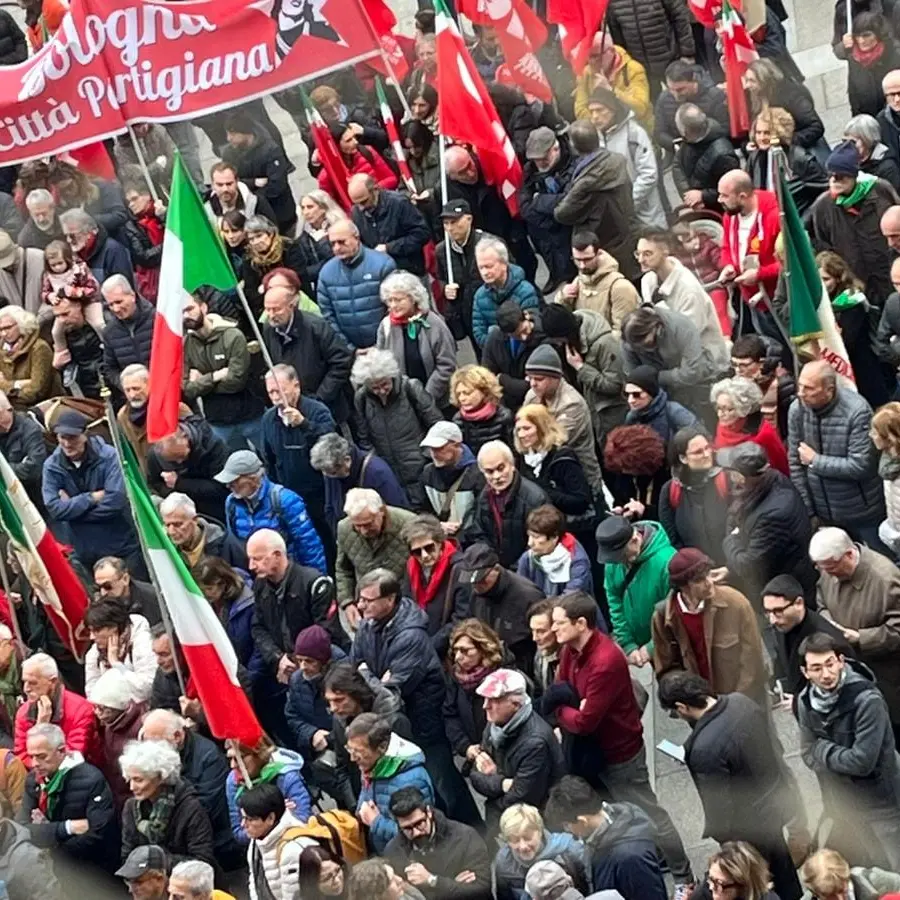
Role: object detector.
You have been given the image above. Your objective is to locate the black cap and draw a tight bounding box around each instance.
[717,441,769,477]
[52,410,88,437]
[595,515,635,564]
[458,542,500,583]
[115,845,169,880]
[440,200,471,219]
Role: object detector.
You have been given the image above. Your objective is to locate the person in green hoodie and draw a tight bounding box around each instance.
[596,515,676,666]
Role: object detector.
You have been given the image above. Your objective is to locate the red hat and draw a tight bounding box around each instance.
[667,548,713,587]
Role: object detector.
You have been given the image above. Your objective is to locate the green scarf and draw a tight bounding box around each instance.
[835,173,877,208]
[831,289,865,311]
[135,783,176,844]
[234,759,287,800]
[39,762,73,819]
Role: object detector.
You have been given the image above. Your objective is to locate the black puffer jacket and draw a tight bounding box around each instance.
[606,0,695,77]
[655,73,730,151]
[102,295,155,388]
[522,445,594,521]
[0,10,26,65]
[482,313,547,410]
[658,470,730,565]
[721,469,818,605]
[675,123,741,208]
[65,323,104,399]
[756,78,825,149]
[120,214,163,269]
[355,376,443,509]
[452,405,515,457]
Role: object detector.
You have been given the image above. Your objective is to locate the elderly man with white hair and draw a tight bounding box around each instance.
[14,653,99,767]
[335,488,416,631]
[19,188,61,250]
[100,273,154,392]
[20,722,119,868]
[168,860,226,900]
[810,526,900,743]
[160,492,248,572]
[59,208,134,287]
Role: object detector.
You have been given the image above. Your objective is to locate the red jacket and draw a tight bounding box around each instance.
[714,418,789,476]
[14,687,101,768]
[317,147,398,201]
[556,630,644,765]
[720,189,781,308]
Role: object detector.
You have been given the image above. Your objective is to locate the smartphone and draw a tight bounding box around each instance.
[657,739,685,763]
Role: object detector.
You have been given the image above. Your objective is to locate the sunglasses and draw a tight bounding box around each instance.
[411,542,438,557]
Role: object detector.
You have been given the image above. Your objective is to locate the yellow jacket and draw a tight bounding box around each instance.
[574,46,653,134]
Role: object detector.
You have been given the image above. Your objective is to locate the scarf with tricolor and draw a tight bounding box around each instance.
[364,733,422,786]
[37,752,82,818]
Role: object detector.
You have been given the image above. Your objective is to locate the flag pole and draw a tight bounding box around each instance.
[127,125,162,206]
[437,133,456,292]
[228,737,256,786]
[102,389,187,696]
[0,548,24,646]
[379,49,414,120]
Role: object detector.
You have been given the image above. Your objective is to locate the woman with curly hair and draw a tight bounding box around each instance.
[451,365,514,456]
[0,306,60,409]
[602,423,668,522]
[710,376,789,475]
[241,215,310,317]
[871,402,900,557]
[443,619,509,764]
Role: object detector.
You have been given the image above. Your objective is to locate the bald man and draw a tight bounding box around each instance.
[878,70,900,163]
[348,173,430,275]
[788,360,886,549]
[718,169,782,342]
[880,205,900,253]
[876,257,900,371]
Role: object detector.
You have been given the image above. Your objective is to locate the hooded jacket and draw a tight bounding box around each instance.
[356,733,435,853]
[554,150,638,280]
[605,521,676,655]
[554,253,640,335]
[84,614,156,704]
[494,830,588,900]
[574,45,652,130]
[247,809,311,900]
[182,313,264,425]
[102,295,154,388]
[472,264,541,347]
[658,469,731,565]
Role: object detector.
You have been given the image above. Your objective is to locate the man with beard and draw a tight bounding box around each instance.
[203,162,276,226]
[19,188,63,250]
[182,292,265,450]
[59,209,133,287]
[50,295,104,399]
[385,786,492,900]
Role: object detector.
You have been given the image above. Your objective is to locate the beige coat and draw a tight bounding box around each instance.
[554,250,640,335]
[817,546,900,722]
[652,583,769,711]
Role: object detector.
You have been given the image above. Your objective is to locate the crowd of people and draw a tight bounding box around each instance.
[5,0,900,899]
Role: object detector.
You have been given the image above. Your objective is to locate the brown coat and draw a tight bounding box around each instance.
[117,401,192,475]
[651,583,768,710]
[0,331,62,409]
[553,250,640,335]
[817,546,900,723]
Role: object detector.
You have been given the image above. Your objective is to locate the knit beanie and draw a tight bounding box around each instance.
[525,344,564,377]
[540,304,580,341]
[826,140,860,178]
[624,365,659,397]
[667,548,713,587]
[587,87,619,112]
[90,668,132,711]
[293,624,332,663]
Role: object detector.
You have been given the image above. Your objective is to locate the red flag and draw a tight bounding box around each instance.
[360,0,410,82]
[301,87,353,212]
[64,142,116,181]
[547,0,609,73]
[720,0,758,137]
[457,0,552,102]
[435,0,522,216]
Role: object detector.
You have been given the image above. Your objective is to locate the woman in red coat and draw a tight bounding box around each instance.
[317,122,398,202]
[711,375,789,475]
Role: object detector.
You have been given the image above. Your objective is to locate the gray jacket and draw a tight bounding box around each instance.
[787,389,883,528]
[572,308,628,437]
[622,306,728,408]
[375,312,458,408]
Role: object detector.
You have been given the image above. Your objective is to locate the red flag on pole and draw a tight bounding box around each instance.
[360,0,410,82]
[720,0,758,137]
[375,77,417,194]
[435,0,523,216]
[456,0,553,102]
[547,0,609,73]
[300,87,353,212]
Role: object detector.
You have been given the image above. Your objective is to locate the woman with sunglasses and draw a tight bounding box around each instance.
[691,842,779,900]
[401,515,467,654]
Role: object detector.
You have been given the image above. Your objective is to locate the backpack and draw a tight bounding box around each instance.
[275,811,367,866]
[227,482,287,535]
[667,470,729,508]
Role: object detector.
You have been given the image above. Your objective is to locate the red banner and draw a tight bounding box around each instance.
[0,0,380,166]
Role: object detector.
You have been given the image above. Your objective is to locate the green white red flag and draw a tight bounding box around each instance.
[435,0,522,216]
[720,0,758,137]
[375,77,416,194]
[301,86,353,212]
[118,433,264,747]
[0,453,89,660]
[148,153,237,442]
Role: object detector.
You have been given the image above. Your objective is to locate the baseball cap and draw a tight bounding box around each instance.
[458,542,500,583]
[214,449,264,484]
[53,410,88,436]
[476,668,528,698]
[115,845,169,880]
[440,200,471,219]
[420,421,464,449]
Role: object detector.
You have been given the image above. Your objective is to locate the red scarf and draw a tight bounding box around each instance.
[459,401,498,422]
[389,311,410,325]
[714,420,751,448]
[406,540,457,608]
[136,200,165,246]
[852,40,885,67]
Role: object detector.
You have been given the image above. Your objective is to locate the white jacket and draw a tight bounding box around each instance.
[84,614,157,703]
[641,259,727,353]
[248,810,317,900]
[879,466,900,552]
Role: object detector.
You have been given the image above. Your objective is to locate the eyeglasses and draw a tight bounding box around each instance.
[356,594,384,607]
[624,389,645,398]
[764,603,795,618]
[887,90,900,99]
[399,814,431,835]
[453,644,479,656]
[320,867,343,885]
[707,876,738,892]
[411,542,438,558]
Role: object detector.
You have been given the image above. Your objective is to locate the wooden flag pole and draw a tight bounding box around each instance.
[127,125,162,206]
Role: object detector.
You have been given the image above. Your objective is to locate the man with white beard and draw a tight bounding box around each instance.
[19,188,63,250]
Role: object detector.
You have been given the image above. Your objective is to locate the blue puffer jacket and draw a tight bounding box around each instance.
[356,732,435,853]
[316,247,397,350]
[225,475,326,573]
[472,264,541,347]
[494,830,589,900]
[42,435,139,567]
[284,645,347,756]
[225,747,311,847]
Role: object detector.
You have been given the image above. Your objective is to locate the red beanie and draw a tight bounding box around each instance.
[667,548,712,587]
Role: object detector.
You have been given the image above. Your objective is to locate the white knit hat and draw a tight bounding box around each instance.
[90,668,132,711]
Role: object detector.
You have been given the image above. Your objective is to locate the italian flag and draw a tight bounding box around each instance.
[0,453,89,660]
[300,86,353,212]
[119,436,263,747]
[147,153,237,443]
[375,77,417,194]
[720,0,758,137]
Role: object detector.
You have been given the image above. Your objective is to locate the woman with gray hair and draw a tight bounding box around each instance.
[710,376,789,475]
[351,349,443,508]
[844,113,900,189]
[119,739,217,871]
[241,213,308,315]
[297,189,347,290]
[375,271,457,408]
[0,305,61,409]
